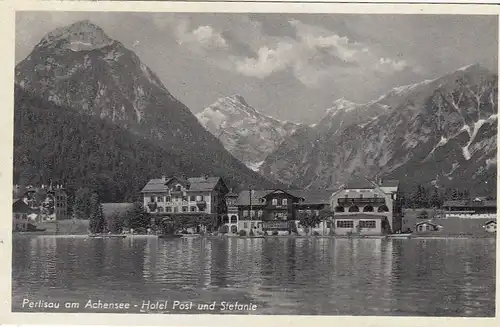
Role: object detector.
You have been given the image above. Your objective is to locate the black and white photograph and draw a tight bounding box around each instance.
[8,2,498,321]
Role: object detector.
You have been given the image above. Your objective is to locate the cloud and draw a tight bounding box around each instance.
[229,19,420,88]
[153,14,227,53]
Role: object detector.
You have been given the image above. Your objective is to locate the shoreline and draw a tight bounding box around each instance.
[12,232,496,240]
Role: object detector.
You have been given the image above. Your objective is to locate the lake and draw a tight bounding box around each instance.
[12,236,496,316]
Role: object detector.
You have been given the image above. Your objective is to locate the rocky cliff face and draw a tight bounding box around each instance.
[196,95,302,171]
[260,64,497,195]
[14,20,277,193]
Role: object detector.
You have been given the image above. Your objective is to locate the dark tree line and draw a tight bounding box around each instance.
[71,186,152,234]
[398,184,473,209]
[13,87,278,203]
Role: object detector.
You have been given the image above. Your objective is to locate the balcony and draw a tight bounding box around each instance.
[337,198,386,205]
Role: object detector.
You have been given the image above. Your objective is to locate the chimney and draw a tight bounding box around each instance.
[162,175,166,182]
[204,174,208,180]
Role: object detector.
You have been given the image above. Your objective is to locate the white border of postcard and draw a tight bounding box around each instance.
[0,1,499,326]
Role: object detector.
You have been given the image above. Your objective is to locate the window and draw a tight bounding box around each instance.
[244,222,248,229]
[335,206,345,212]
[150,196,155,202]
[231,215,238,223]
[272,198,278,205]
[359,220,376,228]
[363,205,374,212]
[182,196,188,202]
[258,210,263,217]
[176,185,182,191]
[173,207,178,213]
[349,205,360,212]
[166,196,171,203]
[166,207,172,212]
[337,220,354,228]
[326,222,332,228]
[378,205,389,212]
[196,195,202,201]
[243,210,249,218]
[182,206,188,212]
[251,222,255,228]
[282,199,288,205]
[158,207,164,212]
[190,196,196,201]
[250,210,255,218]
[190,206,197,212]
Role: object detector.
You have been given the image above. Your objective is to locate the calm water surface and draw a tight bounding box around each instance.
[12,236,496,316]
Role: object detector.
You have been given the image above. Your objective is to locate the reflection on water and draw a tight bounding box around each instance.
[12,236,495,316]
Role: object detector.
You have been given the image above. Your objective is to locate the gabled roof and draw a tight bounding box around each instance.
[141,176,223,193]
[12,199,35,213]
[235,189,332,206]
[187,177,223,192]
[261,189,302,201]
[415,221,440,227]
[165,176,190,188]
[291,190,333,205]
[344,175,376,189]
[235,190,273,206]
[485,220,497,225]
[379,180,399,188]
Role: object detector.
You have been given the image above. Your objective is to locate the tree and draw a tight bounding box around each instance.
[89,193,105,234]
[298,211,322,235]
[105,212,123,234]
[72,187,92,220]
[124,202,150,231]
[430,188,442,208]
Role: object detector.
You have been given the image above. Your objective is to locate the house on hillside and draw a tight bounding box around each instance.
[415,221,442,233]
[12,184,68,221]
[483,220,496,233]
[329,176,402,235]
[12,198,36,231]
[140,175,229,233]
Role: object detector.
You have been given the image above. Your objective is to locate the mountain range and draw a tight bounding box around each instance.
[258,64,497,195]
[13,19,497,200]
[14,20,277,201]
[196,95,302,171]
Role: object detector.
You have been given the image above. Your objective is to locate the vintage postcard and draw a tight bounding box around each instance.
[1,1,498,326]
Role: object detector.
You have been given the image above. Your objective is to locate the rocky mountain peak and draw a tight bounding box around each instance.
[227,94,249,106]
[37,20,114,51]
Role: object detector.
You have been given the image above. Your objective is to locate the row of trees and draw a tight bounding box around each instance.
[72,187,152,234]
[399,185,478,209]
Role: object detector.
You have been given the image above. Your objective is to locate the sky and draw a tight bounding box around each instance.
[16,12,498,124]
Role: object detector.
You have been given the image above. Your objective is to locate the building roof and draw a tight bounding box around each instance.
[235,190,274,206]
[484,220,497,225]
[415,220,441,227]
[234,189,332,206]
[379,180,399,187]
[141,176,222,193]
[344,175,376,189]
[290,190,333,205]
[334,213,387,220]
[12,199,36,214]
[443,199,497,208]
[101,203,134,218]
